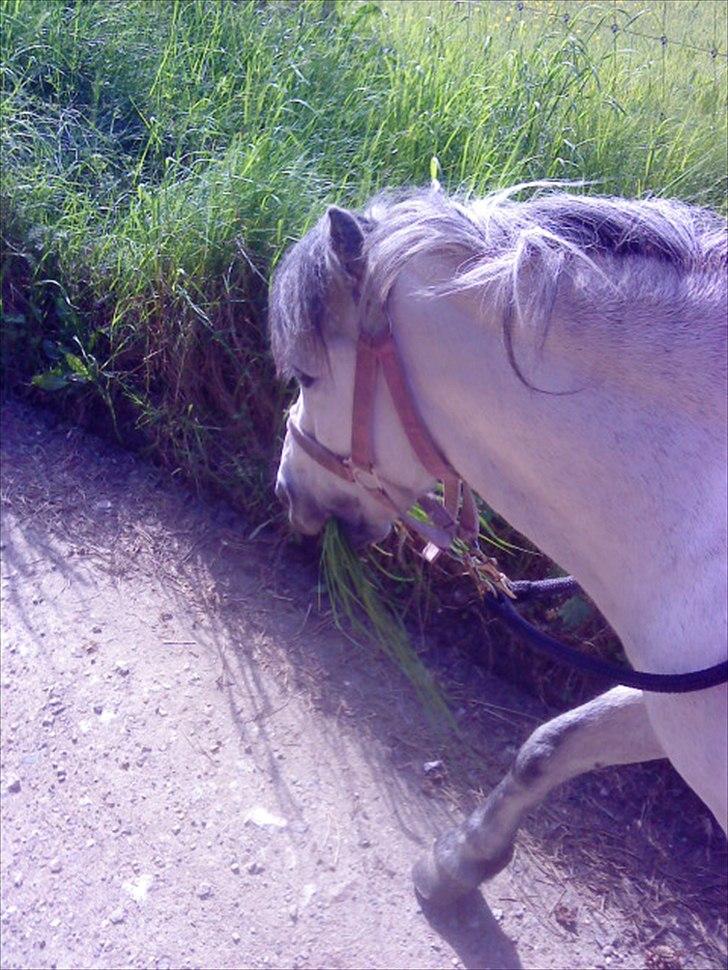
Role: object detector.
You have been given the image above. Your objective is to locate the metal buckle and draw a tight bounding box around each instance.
[345,460,384,493]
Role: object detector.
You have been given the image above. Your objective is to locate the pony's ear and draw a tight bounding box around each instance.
[327,206,366,282]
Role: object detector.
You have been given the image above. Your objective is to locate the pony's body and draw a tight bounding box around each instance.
[270,187,727,902]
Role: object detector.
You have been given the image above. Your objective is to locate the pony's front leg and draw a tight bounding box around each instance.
[413,686,664,906]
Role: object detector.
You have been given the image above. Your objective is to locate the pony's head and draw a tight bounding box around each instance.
[269,204,434,545]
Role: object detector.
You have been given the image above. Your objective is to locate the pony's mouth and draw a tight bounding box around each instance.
[286,510,389,548]
[338,516,392,549]
[276,473,391,546]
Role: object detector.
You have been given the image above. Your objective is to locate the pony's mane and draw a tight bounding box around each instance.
[362,184,726,299]
[269,185,727,378]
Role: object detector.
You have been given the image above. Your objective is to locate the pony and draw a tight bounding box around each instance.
[269,184,727,904]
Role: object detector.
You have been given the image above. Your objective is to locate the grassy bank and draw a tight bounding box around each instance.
[2,0,726,702]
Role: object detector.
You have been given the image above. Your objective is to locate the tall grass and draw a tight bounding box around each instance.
[2,0,726,700]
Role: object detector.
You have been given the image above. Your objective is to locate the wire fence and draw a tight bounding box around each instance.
[458,0,728,60]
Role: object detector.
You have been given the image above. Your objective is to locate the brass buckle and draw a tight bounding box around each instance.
[345,460,384,492]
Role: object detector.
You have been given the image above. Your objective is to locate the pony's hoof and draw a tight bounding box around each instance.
[413,853,473,907]
[412,843,515,909]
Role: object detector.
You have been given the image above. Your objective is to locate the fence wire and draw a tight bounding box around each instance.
[458,0,728,60]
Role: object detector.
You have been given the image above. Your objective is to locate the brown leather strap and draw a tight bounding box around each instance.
[350,334,379,471]
[287,326,481,558]
[376,336,453,480]
[288,419,354,483]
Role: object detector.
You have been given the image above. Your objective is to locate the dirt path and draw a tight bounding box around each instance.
[1,401,725,970]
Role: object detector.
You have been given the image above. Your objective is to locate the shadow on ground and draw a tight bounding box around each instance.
[2,399,726,969]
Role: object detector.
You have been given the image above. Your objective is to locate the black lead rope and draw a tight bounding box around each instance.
[485,579,728,694]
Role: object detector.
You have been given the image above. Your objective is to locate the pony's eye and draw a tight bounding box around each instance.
[293,369,316,389]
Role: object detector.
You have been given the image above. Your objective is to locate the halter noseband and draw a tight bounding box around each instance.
[287,322,478,561]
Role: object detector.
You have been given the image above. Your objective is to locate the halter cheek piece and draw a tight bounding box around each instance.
[286,316,728,695]
[287,324,479,561]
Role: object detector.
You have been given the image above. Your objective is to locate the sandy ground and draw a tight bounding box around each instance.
[1,400,726,970]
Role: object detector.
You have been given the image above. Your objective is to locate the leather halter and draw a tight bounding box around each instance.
[287,325,478,561]
[285,318,728,694]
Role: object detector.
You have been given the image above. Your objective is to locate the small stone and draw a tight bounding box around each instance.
[123,873,153,902]
[114,661,130,677]
[244,806,287,829]
[232,932,241,943]
[247,861,265,875]
[13,872,23,887]
[6,777,21,794]
[492,907,504,922]
[49,858,62,873]
[197,882,212,899]
[109,908,125,924]
[230,862,240,874]
[423,760,443,775]
[93,703,103,715]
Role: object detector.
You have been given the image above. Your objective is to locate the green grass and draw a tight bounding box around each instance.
[2,0,726,705]
[321,518,454,720]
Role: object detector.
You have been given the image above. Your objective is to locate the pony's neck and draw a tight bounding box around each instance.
[388,265,726,662]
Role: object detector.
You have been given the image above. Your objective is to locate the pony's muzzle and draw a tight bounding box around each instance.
[339,516,392,549]
[275,474,327,536]
[276,473,391,546]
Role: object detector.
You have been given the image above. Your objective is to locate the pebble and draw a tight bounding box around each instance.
[1,906,17,923]
[197,882,212,899]
[232,932,241,944]
[114,661,130,677]
[230,862,240,874]
[244,806,287,829]
[109,908,125,925]
[123,874,154,902]
[423,760,443,774]
[49,858,62,873]
[6,777,21,794]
